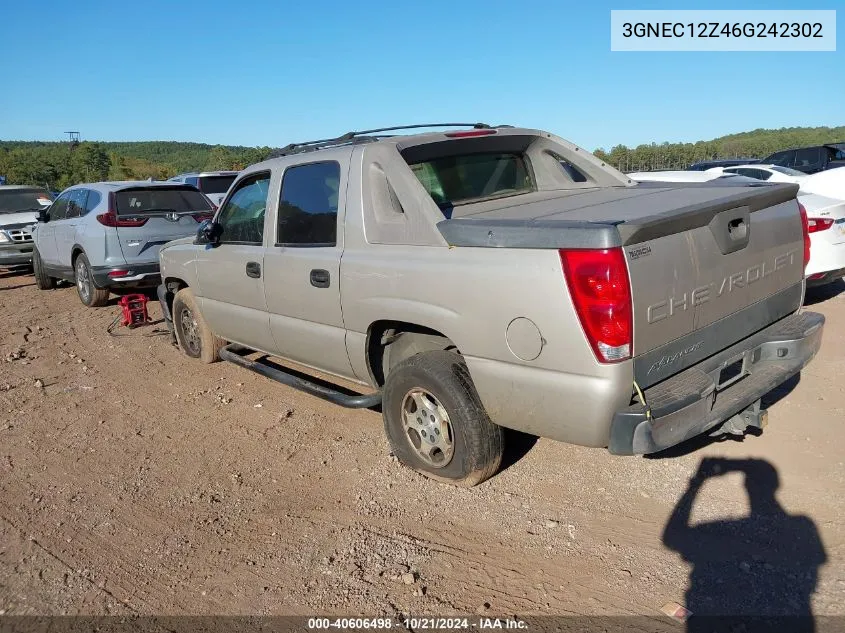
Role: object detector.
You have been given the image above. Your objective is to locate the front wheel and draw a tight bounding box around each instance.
[382,350,504,487]
[32,247,56,290]
[172,287,225,363]
[74,253,109,307]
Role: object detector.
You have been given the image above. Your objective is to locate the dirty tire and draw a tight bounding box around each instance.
[32,247,56,290]
[172,287,225,363]
[383,350,504,487]
[74,253,109,307]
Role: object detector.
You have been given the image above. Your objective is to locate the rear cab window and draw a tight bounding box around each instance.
[407,152,532,212]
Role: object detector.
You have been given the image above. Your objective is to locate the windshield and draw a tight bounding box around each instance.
[198,175,237,195]
[408,152,533,209]
[769,166,806,177]
[114,187,213,214]
[0,188,52,214]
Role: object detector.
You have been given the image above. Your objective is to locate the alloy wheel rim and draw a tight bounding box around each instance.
[76,260,91,303]
[179,307,201,355]
[400,388,455,468]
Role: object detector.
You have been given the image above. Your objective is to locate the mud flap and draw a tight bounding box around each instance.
[156,283,177,345]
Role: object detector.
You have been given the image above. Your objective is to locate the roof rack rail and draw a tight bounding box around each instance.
[269,122,500,158]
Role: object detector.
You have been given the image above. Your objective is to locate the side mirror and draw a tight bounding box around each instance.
[196,219,222,246]
[37,208,50,223]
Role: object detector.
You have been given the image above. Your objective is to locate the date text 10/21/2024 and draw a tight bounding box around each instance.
[306,618,529,630]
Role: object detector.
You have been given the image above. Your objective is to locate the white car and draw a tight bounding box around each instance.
[627,170,756,183]
[801,193,845,287]
[705,164,808,184]
[799,167,845,200]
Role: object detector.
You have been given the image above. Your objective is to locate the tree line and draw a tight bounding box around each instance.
[1,124,843,191]
[593,125,845,173]
[0,141,273,191]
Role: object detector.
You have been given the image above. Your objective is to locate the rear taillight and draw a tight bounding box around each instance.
[96,210,148,227]
[798,202,811,270]
[559,247,632,363]
[807,217,834,233]
[192,206,215,223]
[96,192,148,227]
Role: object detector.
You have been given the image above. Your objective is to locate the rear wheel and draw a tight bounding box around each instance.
[382,350,504,487]
[32,247,56,290]
[172,287,224,363]
[74,253,109,307]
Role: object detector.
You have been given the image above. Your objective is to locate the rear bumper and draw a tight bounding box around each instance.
[609,311,825,455]
[0,243,34,267]
[806,267,845,287]
[92,263,161,288]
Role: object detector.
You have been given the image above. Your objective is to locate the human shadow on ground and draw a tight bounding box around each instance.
[663,457,827,633]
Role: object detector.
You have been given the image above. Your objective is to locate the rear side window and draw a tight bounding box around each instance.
[114,187,212,214]
[277,161,340,246]
[408,152,532,209]
[199,175,237,195]
[84,190,102,214]
[66,189,88,218]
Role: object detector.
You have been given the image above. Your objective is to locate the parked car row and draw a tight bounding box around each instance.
[2,125,829,488]
[687,142,845,174]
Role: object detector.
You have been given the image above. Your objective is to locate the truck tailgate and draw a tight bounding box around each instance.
[441,180,805,386]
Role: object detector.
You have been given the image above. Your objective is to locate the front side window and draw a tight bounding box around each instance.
[48,192,71,221]
[277,161,340,246]
[216,172,270,245]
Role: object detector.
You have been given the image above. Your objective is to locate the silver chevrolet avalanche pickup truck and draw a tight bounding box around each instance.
[157,124,824,486]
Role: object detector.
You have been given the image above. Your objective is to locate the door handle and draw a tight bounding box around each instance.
[245,261,261,278]
[310,269,330,288]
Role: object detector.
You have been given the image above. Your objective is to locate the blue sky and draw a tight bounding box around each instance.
[0,0,841,151]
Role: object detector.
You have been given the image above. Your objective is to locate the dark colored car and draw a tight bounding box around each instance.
[763,143,845,174]
[687,158,762,171]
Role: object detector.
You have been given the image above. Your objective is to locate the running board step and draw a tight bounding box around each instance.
[219,344,382,409]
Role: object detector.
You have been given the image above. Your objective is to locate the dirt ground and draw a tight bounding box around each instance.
[1,269,843,625]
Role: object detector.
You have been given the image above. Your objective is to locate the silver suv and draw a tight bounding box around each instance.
[167,171,239,207]
[32,181,214,306]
